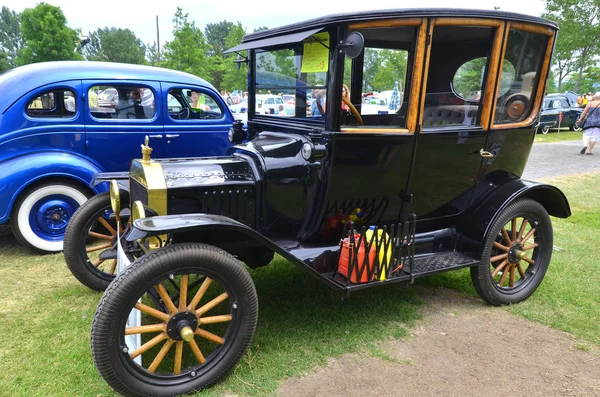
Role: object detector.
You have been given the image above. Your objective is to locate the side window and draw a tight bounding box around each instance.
[423,26,493,129]
[26,89,76,118]
[341,26,415,130]
[494,29,548,124]
[89,85,155,120]
[167,88,223,120]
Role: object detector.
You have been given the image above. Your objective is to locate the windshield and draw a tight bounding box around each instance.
[253,32,329,121]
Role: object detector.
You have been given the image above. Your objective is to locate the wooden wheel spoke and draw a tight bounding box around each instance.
[523,243,539,251]
[195,292,229,317]
[179,275,188,311]
[199,314,232,325]
[187,339,206,364]
[93,259,105,268]
[516,262,526,280]
[97,217,117,236]
[195,327,224,345]
[498,264,510,286]
[509,264,515,287]
[521,228,536,244]
[501,227,512,245]
[188,277,212,311]
[518,218,529,243]
[522,256,535,265]
[490,253,508,263]
[88,231,114,241]
[109,259,117,275]
[86,243,112,253]
[125,323,165,335]
[491,259,509,278]
[493,242,509,252]
[174,341,183,375]
[148,340,175,373]
[130,332,167,359]
[155,283,178,315]
[134,302,170,322]
[511,218,517,241]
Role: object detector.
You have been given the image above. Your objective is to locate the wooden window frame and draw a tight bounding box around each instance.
[490,22,556,130]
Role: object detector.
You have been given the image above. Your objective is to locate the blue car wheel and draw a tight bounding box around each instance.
[12,182,89,253]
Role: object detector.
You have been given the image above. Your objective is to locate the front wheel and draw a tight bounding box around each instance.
[64,191,129,291]
[91,243,258,397]
[470,199,553,306]
[541,125,550,134]
[570,124,582,132]
[11,181,89,253]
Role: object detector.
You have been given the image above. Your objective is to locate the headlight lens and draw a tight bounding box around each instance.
[301,142,313,160]
[131,200,146,221]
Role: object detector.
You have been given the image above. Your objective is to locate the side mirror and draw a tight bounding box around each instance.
[338,32,365,59]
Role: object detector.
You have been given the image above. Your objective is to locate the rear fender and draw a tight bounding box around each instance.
[0,152,104,223]
[458,179,570,257]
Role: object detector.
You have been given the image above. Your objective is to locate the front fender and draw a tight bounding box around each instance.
[92,171,130,192]
[458,177,570,257]
[0,152,105,223]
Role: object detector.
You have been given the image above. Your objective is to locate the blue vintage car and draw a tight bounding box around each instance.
[0,61,233,253]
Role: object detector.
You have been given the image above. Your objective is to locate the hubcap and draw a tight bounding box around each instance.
[30,196,79,238]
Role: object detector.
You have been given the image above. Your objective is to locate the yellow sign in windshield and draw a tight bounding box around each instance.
[301,32,330,73]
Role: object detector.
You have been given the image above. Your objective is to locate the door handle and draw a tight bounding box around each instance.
[148,134,163,139]
[166,134,180,139]
[480,148,494,158]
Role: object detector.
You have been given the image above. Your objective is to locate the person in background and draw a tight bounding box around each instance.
[311,89,326,117]
[341,84,350,111]
[576,92,600,155]
[88,89,99,110]
[278,104,286,115]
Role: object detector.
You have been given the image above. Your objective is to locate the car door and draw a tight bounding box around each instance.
[162,84,232,158]
[83,81,164,171]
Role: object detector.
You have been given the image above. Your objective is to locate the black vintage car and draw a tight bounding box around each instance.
[538,92,583,133]
[64,9,570,396]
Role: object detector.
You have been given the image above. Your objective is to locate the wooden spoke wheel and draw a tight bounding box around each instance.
[91,243,258,397]
[471,199,553,306]
[64,191,129,291]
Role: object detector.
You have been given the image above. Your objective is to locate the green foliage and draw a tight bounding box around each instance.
[544,0,600,92]
[162,8,210,79]
[221,22,248,91]
[15,3,81,65]
[83,27,146,64]
[0,50,10,73]
[146,42,160,66]
[453,57,486,98]
[562,66,600,93]
[0,6,24,69]
[363,48,408,92]
[205,20,235,56]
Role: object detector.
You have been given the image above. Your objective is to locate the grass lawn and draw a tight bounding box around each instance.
[534,128,583,143]
[0,171,597,395]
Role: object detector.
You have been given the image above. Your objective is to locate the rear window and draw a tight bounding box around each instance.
[90,85,155,120]
[26,89,77,118]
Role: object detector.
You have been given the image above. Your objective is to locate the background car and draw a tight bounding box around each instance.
[539,93,583,133]
[0,61,233,253]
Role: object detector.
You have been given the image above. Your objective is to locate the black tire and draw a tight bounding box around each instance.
[11,180,90,253]
[470,199,553,306]
[91,243,258,397]
[570,124,582,132]
[64,191,129,291]
[541,125,550,134]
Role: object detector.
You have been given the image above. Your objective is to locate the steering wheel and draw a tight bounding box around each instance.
[342,96,363,126]
[177,108,190,120]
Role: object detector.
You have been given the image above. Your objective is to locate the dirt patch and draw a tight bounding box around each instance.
[279,287,600,396]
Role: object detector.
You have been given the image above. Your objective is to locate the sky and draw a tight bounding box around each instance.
[3,0,547,46]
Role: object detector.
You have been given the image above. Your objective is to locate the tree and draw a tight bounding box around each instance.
[162,8,210,79]
[146,42,160,66]
[0,50,10,73]
[83,27,146,64]
[15,3,81,66]
[220,22,247,92]
[544,0,600,92]
[563,66,600,93]
[0,6,24,68]
[205,20,234,56]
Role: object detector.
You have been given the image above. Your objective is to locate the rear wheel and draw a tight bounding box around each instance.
[91,243,258,397]
[570,124,582,132]
[471,199,553,306]
[541,125,550,134]
[64,191,129,291]
[11,181,89,253]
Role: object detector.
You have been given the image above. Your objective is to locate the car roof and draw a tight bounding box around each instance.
[241,8,557,44]
[0,61,216,114]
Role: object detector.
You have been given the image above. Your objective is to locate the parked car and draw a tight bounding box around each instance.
[71,9,569,396]
[0,61,233,253]
[538,93,583,133]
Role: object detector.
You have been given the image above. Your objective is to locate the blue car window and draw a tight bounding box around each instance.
[26,89,76,118]
[90,85,155,120]
[167,88,223,120]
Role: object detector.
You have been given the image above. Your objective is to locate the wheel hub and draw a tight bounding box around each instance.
[508,243,525,264]
[34,199,77,234]
[166,311,198,341]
